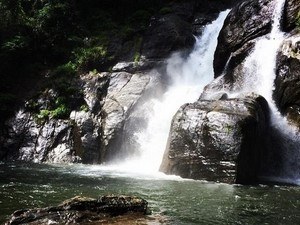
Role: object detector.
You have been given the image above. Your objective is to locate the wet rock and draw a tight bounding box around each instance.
[142,14,195,60]
[68,72,109,163]
[5,195,149,225]
[275,35,300,128]
[101,71,158,162]
[160,94,269,184]
[0,73,109,163]
[2,110,79,163]
[282,0,300,32]
[214,0,274,78]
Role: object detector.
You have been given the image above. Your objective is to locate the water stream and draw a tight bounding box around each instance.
[1,162,300,224]
[236,0,300,183]
[105,10,230,175]
[2,1,300,224]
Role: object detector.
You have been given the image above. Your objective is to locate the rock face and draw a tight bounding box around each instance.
[160,94,269,184]
[282,0,300,32]
[0,0,244,164]
[100,71,158,162]
[0,72,109,163]
[213,0,275,79]
[5,195,149,225]
[275,35,300,128]
[2,112,79,163]
[142,13,195,60]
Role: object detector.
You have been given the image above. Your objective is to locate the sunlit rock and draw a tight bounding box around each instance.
[214,0,275,78]
[275,34,300,128]
[101,71,158,162]
[160,94,269,184]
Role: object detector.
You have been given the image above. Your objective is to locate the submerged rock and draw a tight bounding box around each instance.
[5,195,149,225]
[160,94,269,184]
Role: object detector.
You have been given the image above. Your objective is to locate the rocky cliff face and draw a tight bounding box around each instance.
[2,0,298,185]
[0,0,242,164]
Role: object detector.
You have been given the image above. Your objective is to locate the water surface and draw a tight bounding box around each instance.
[0,162,300,224]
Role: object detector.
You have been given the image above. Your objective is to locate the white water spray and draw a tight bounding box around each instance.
[239,0,300,182]
[106,10,230,175]
[240,0,290,127]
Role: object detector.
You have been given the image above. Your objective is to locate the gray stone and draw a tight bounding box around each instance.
[0,72,110,163]
[275,35,300,128]
[101,71,158,162]
[5,195,149,225]
[214,0,275,78]
[160,94,269,184]
[282,0,300,32]
[142,14,195,60]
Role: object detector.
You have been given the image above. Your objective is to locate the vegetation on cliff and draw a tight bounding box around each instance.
[0,0,166,124]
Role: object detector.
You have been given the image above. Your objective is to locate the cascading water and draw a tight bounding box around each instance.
[242,0,285,114]
[105,10,230,175]
[236,0,300,183]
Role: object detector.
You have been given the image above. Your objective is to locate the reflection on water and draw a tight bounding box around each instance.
[0,162,300,224]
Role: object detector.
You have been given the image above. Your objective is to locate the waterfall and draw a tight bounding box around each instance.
[241,0,285,112]
[107,10,230,175]
[240,0,288,129]
[238,0,300,183]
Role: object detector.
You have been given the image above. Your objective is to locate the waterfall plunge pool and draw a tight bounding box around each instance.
[1,162,300,224]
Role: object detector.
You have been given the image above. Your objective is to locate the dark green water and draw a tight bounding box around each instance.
[0,162,300,225]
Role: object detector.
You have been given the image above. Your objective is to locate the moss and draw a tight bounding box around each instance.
[133,37,143,64]
[80,104,89,112]
[73,46,107,71]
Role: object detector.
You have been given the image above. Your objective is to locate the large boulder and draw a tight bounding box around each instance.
[213,0,275,78]
[100,71,159,162]
[160,94,269,184]
[5,195,149,225]
[275,34,300,128]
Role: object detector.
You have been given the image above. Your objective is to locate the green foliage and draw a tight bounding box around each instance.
[52,62,77,78]
[0,0,27,27]
[37,109,50,120]
[50,103,70,119]
[0,0,166,122]
[73,46,107,71]
[35,96,71,122]
[2,35,29,52]
[133,37,143,64]
[80,104,89,112]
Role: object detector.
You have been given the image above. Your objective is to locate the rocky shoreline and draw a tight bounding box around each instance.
[5,195,152,225]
